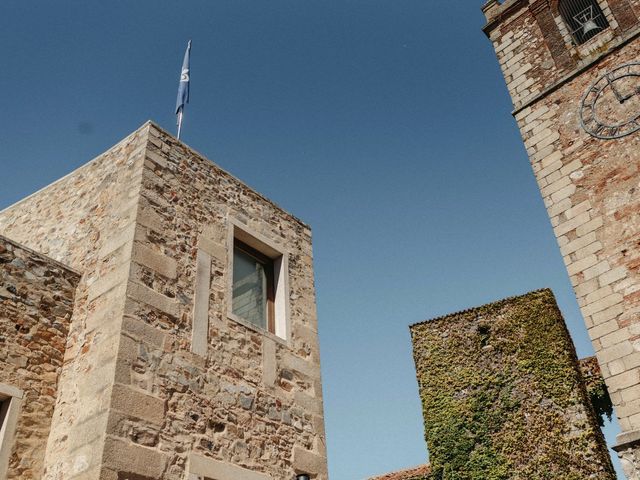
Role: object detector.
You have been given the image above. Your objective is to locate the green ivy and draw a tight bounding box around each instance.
[579,356,614,427]
[410,289,616,480]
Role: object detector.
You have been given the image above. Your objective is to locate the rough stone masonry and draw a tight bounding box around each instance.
[0,121,328,480]
[483,0,640,477]
[0,236,80,478]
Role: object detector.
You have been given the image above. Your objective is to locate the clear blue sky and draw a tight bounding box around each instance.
[0,1,624,478]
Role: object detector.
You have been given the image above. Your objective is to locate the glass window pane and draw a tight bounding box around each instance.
[232,247,267,329]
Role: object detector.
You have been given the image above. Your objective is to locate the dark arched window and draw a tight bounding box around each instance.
[558,0,609,44]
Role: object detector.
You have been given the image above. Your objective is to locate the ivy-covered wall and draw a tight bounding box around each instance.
[410,289,615,480]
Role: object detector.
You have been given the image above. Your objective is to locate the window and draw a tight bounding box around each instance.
[232,239,275,333]
[0,384,22,478]
[0,397,10,454]
[559,0,609,44]
[228,222,289,340]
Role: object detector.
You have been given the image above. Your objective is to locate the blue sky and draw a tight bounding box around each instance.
[0,1,623,478]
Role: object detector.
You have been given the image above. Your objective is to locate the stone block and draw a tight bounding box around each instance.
[621,385,640,404]
[609,359,626,376]
[293,447,327,475]
[624,352,640,371]
[583,293,624,317]
[566,254,598,276]
[127,281,179,318]
[591,303,624,325]
[585,285,613,305]
[294,390,323,415]
[98,224,136,260]
[583,260,611,281]
[573,240,602,260]
[574,277,599,297]
[607,368,639,393]
[122,316,166,349]
[87,265,130,302]
[598,340,634,365]
[188,453,269,480]
[589,318,619,341]
[541,175,571,197]
[191,248,211,357]
[63,411,109,455]
[550,183,576,203]
[132,243,177,279]
[145,149,168,169]
[197,236,227,261]
[136,204,164,234]
[110,384,165,425]
[601,327,631,349]
[262,337,277,387]
[102,438,167,478]
[576,216,603,238]
[617,399,640,419]
[555,212,591,237]
[599,267,628,287]
[282,352,320,380]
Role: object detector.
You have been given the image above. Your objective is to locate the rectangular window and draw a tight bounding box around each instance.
[232,239,275,333]
[228,222,289,341]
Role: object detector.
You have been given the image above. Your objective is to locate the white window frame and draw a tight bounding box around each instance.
[227,219,290,343]
[0,383,23,479]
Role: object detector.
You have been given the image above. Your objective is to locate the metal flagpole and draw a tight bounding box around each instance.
[177,110,183,140]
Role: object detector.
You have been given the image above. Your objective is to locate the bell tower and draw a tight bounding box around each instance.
[483,0,640,476]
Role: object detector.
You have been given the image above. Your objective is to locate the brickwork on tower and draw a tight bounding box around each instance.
[483,0,640,476]
[0,122,328,480]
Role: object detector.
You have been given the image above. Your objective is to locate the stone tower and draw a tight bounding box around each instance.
[410,289,615,479]
[482,0,640,475]
[0,122,327,480]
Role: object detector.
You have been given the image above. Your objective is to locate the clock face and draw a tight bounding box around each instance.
[580,63,640,140]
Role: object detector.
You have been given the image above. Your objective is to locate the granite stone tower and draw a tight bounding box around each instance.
[483,0,640,476]
[0,122,328,480]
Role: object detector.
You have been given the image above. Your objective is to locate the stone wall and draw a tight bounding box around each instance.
[0,121,327,479]
[483,0,640,112]
[0,235,79,478]
[484,1,640,475]
[511,26,640,457]
[483,1,559,111]
[410,289,615,480]
[100,124,327,480]
[0,125,149,478]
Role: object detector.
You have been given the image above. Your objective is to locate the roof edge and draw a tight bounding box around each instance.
[145,121,313,230]
[368,463,431,480]
[0,234,82,277]
[409,288,554,329]
[0,121,152,217]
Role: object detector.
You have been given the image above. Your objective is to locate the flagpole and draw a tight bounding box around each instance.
[177,110,183,140]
